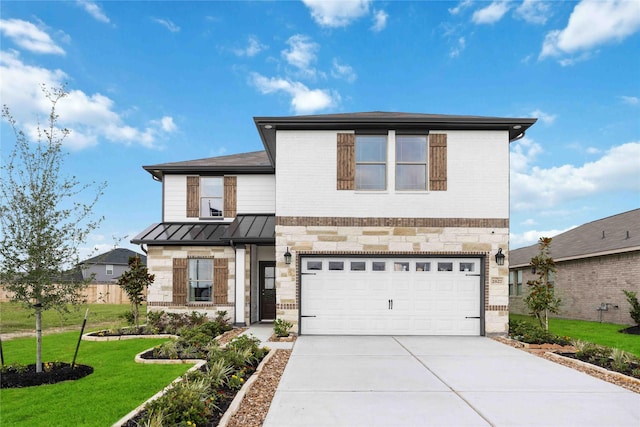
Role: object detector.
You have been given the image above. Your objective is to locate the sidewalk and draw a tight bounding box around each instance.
[242,323,296,350]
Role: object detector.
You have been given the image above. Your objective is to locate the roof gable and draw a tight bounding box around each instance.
[510,209,640,267]
[80,248,146,266]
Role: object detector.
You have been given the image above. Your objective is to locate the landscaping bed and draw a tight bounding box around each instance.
[0,362,93,388]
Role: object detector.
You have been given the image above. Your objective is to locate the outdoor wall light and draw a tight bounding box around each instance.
[284,247,292,265]
[495,248,505,266]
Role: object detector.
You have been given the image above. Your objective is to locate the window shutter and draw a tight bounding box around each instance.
[186,176,200,217]
[336,133,355,190]
[172,258,188,304]
[223,176,237,218]
[429,134,447,191]
[213,258,228,304]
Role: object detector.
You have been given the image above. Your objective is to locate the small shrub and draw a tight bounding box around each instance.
[274,318,293,337]
[622,290,640,326]
[227,372,245,390]
[119,310,135,326]
[508,319,570,345]
[206,359,234,388]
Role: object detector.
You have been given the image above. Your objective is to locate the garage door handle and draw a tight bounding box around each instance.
[465,316,481,319]
[301,315,317,318]
[466,274,481,276]
[388,299,394,310]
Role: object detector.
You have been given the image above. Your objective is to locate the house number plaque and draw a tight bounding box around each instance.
[491,277,503,284]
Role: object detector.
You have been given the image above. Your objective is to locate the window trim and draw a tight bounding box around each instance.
[355,134,388,191]
[199,177,224,219]
[188,258,214,303]
[395,135,428,191]
[106,264,114,275]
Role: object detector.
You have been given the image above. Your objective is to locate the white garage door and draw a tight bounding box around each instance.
[300,257,482,336]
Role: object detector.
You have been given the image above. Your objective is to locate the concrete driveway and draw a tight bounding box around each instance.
[263,336,640,427]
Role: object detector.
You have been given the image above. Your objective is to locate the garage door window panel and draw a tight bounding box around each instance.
[350,261,366,271]
[438,262,453,272]
[460,262,475,272]
[394,262,410,271]
[416,262,431,272]
[329,261,344,271]
[307,261,323,270]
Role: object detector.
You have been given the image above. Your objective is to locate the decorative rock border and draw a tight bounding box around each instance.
[83,331,177,342]
[110,336,273,426]
[112,358,207,427]
[545,352,640,386]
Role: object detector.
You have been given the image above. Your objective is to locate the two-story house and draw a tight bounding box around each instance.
[132,112,536,336]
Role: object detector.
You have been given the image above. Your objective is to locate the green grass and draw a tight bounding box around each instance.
[510,314,640,357]
[0,332,192,426]
[0,302,146,334]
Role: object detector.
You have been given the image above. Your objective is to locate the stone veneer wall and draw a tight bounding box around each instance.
[145,245,237,320]
[275,219,510,335]
[510,251,640,325]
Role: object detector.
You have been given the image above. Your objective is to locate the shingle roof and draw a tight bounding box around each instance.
[80,248,147,266]
[143,151,273,180]
[254,111,537,165]
[509,209,640,267]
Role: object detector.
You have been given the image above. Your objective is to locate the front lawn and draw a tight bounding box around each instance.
[0,302,145,334]
[0,332,191,426]
[510,314,640,357]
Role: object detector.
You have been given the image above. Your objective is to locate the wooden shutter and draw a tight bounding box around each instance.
[213,258,228,304]
[172,258,188,304]
[429,134,447,191]
[223,176,237,218]
[336,133,355,190]
[186,176,200,217]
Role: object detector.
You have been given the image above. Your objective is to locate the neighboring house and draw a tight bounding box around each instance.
[509,209,640,325]
[79,248,147,283]
[132,112,536,336]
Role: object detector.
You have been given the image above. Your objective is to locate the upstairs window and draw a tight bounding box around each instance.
[106,264,113,275]
[396,136,427,190]
[355,135,387,190]
[200,177,223,218]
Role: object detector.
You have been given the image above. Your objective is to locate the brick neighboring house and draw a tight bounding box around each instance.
[509,209,640,325]
[133,111,536,336]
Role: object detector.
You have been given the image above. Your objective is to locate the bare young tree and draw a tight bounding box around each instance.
[117,256,154,329]
[0,85,106,372]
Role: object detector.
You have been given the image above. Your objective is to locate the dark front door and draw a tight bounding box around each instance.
[260,261,276,320]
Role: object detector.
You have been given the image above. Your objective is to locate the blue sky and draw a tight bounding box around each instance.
[1,0,639,260]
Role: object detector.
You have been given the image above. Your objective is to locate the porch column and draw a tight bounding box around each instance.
[234,244,246,325]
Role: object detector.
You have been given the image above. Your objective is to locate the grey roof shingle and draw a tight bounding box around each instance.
[143,151,273,180]
[80,248,147,266]
[509,209,640,267]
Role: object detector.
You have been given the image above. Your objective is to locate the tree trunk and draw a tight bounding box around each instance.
[35,305,43,373]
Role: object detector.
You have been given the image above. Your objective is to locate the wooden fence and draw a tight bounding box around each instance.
[0,284,142,305]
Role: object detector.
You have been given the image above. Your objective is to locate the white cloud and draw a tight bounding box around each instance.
[331,59,357,83]
[450,37,466,58]
[449,0,473,16]
[233,35,266,57]
[302,0,371,28]
[472,1,511,24]
[510,226,576,249]
[371,9,388,32]
[586,147,601,155]
[619,95,639,105]
[515,0,551,25]
[152,18,180,33]
[250,72,337,114]
[282,34,317,69]
[510,137,543,173]
[530,109,557,125]
[540,0,640,62]
[511,141,640,211]
[76,0,110,24]
[0,50,176,150]
[0,19,65,55]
